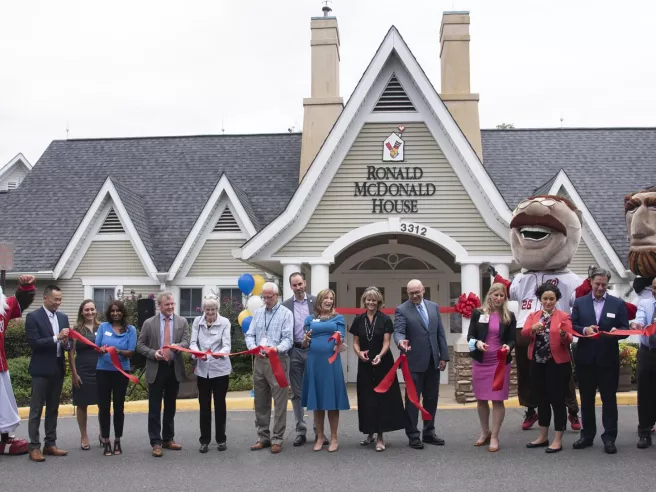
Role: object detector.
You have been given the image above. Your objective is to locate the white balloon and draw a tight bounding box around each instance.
[247,295,264,313]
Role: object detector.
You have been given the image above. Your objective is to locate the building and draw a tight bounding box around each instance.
[0,153,32,192]
[2,10,655,399]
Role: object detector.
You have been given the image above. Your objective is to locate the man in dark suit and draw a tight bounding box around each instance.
[136,291,190,457]
[393,279,449,449]
[572,268,629,454]
[281,272,320,447]
[25,285,70,462]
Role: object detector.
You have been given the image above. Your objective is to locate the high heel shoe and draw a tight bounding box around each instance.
[113,440,122,455]
[475,431,492,447]
[360,434,375,446]
[103,440,112,456]
[328,441,339,453]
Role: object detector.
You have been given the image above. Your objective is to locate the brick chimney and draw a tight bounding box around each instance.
[299,5,344,181]
[439,11,483,161]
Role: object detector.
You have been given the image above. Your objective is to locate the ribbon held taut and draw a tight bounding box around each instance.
[69,329,140,384]
[163,345,288,388]
[561,322,656,339]
[328,332,342,364]
[492,347,509,392]
[374,353,432,421]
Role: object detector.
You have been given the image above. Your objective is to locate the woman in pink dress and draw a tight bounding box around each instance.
[467,283,516,452]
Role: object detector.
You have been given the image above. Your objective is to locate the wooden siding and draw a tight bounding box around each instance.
[570,241,597,279]
[188,239,264,277]
[3,279,84,318]
[278,123,511,256]
[73,241,147,276]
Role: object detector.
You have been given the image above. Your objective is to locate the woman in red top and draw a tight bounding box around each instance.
[521,283,573,454]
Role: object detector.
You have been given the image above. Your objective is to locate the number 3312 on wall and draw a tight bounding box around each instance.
[400,222,427,236]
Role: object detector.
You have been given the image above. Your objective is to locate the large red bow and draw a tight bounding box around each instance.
[374,354,432,421]
[69,330,140,384]
[455,292,481,319]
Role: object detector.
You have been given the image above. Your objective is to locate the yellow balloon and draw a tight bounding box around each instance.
[238,309,251,326]
[251,274,266,296]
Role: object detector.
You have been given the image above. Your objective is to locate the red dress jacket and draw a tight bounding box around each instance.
[521,309,573,364]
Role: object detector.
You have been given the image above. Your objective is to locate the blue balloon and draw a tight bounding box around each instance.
[241,316,253,334]
[238,273,255,296]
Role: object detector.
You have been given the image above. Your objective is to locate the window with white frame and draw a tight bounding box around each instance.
[93,288,115,317]
[180,288,203,324]
[220,288,244,308]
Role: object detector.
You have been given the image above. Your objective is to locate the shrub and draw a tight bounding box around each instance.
[619,342,638,384]
[6,356,31,406]
[5,319,30,359]
[228,373,253,392]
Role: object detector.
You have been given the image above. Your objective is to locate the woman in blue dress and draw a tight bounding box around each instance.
[301,288,350,452]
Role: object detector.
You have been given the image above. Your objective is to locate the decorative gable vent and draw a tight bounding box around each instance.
[99,209,124,234]
[213,208,241,232]
[373,74,416,112]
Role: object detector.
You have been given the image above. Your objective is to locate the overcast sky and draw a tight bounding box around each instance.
[2,0,655,165]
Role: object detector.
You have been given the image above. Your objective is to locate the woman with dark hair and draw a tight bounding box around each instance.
[69,300,101,450]
[521,283,574,454]
[95,300,137,456]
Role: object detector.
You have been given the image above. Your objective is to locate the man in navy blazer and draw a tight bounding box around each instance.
[25,285,70,462]
[571,268,629,454]
[394,279,449,449]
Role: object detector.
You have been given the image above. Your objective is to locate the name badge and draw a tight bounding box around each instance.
[607,313,616,319]
[479,315,490,323]
[312,319,321,323]
[104,331,113,337]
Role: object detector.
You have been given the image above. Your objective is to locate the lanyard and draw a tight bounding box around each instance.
[264,305,280,335]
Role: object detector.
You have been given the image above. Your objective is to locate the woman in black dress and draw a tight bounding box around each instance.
[350,287,407,452]
[68,299,101,450]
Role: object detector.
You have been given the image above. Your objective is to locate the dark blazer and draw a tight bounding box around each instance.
[572,294,629,367]
[467,309,516,364]
[393,299,449,373]
[25,307,70,378]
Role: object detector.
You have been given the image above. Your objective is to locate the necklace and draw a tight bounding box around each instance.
[364,313,377,342]
[318,312,335,321]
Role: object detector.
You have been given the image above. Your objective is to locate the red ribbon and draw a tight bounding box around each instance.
[335,307,458,315]
[492,347,509,391]
[328,332,342,364]
[163,345,288,388]
[69,330,140,384]
[374,353,432,421]
[455,292,481,319]
[562,323,656,339]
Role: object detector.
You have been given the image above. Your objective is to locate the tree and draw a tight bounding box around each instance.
[496,123,515,129]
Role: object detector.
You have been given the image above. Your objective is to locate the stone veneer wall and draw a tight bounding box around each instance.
[454,349,518,403]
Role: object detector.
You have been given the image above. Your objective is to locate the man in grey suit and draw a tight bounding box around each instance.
[136,291,190,457]
[394,279,449,449]
[282,272,322,447]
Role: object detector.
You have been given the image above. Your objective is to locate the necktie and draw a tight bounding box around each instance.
[163,317,171,361]
[418,303,429,327]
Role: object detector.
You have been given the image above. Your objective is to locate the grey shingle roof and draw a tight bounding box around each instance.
[531,171,560,196]
[482,128,656,268]
[0,133,301,272]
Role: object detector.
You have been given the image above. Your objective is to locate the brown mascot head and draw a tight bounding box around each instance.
[625,186,656,277]
[510,195,582,271]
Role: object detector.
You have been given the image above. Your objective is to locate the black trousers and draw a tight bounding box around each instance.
[637,346,656,436]
[97,369,129,439]
[531,359,571,432]
[575,363,618,442]
[197,375,229,444]
[28,362,64,450]
[405,355,439,440]
[148,362,179,446]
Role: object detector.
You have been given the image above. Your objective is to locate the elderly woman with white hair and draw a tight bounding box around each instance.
[190,295,232,453]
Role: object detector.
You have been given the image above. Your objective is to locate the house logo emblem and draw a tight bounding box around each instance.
[382,126,405,162]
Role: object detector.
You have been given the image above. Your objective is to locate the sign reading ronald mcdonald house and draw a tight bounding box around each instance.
[353,127,436,214]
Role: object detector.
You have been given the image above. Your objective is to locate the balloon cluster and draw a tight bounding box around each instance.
[236,273,266,334]
[455,292,481,319]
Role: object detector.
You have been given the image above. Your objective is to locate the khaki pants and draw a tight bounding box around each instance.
[253,354,289,446]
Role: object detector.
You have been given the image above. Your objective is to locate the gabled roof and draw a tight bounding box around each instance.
[111,179,156,267]
[0,153,33,180]
[482,127,656,269]
[532,171,560,197]
[0,134,301,273]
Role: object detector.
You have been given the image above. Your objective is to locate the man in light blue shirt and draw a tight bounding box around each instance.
[630,277,656,448]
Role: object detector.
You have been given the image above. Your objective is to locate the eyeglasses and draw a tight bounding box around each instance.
[517,197,556,210]
[262,295,277,300]
[408,291,422,297]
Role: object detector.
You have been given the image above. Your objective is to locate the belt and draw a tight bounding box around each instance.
[640,344,656,353]
[293,342,305,349]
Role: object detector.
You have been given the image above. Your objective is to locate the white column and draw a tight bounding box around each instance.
[281,262,301,301]
[310,262,330,296]
[492,263,510,281]
[458,262,481,349]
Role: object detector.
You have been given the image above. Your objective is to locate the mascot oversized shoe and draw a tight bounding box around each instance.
[0,434,29,455]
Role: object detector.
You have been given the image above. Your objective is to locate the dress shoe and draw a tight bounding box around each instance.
[526,440,549,449]
[152,445,163,457]
[28,449,45,462]
[545,446,563,454]
[409,438,424,449]
[217,442,227,451]
[293,435,307,447]
[199,444,209,453]
[162,441,182,450]
[271,444,282,454]
[603,441,617,454]
[422,434,445,445]
[637,436,652,449]
[250,441,271,451]
[42,445,68,456]
[568,413,582,431]
[572,438,594,450]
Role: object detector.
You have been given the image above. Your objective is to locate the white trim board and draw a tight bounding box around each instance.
[240,26,513,261]
[0,153,32,181]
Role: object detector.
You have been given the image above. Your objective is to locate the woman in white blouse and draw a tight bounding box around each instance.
[190,296,232,453]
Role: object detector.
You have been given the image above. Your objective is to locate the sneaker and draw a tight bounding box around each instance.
[522,411,539,430]
[568,413,582,431]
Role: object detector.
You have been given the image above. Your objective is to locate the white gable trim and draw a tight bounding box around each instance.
[548,170,627,278]
[54,178,159,280]
[241,27,511,261]
[167,174,256,280]
[0,153,33,181]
